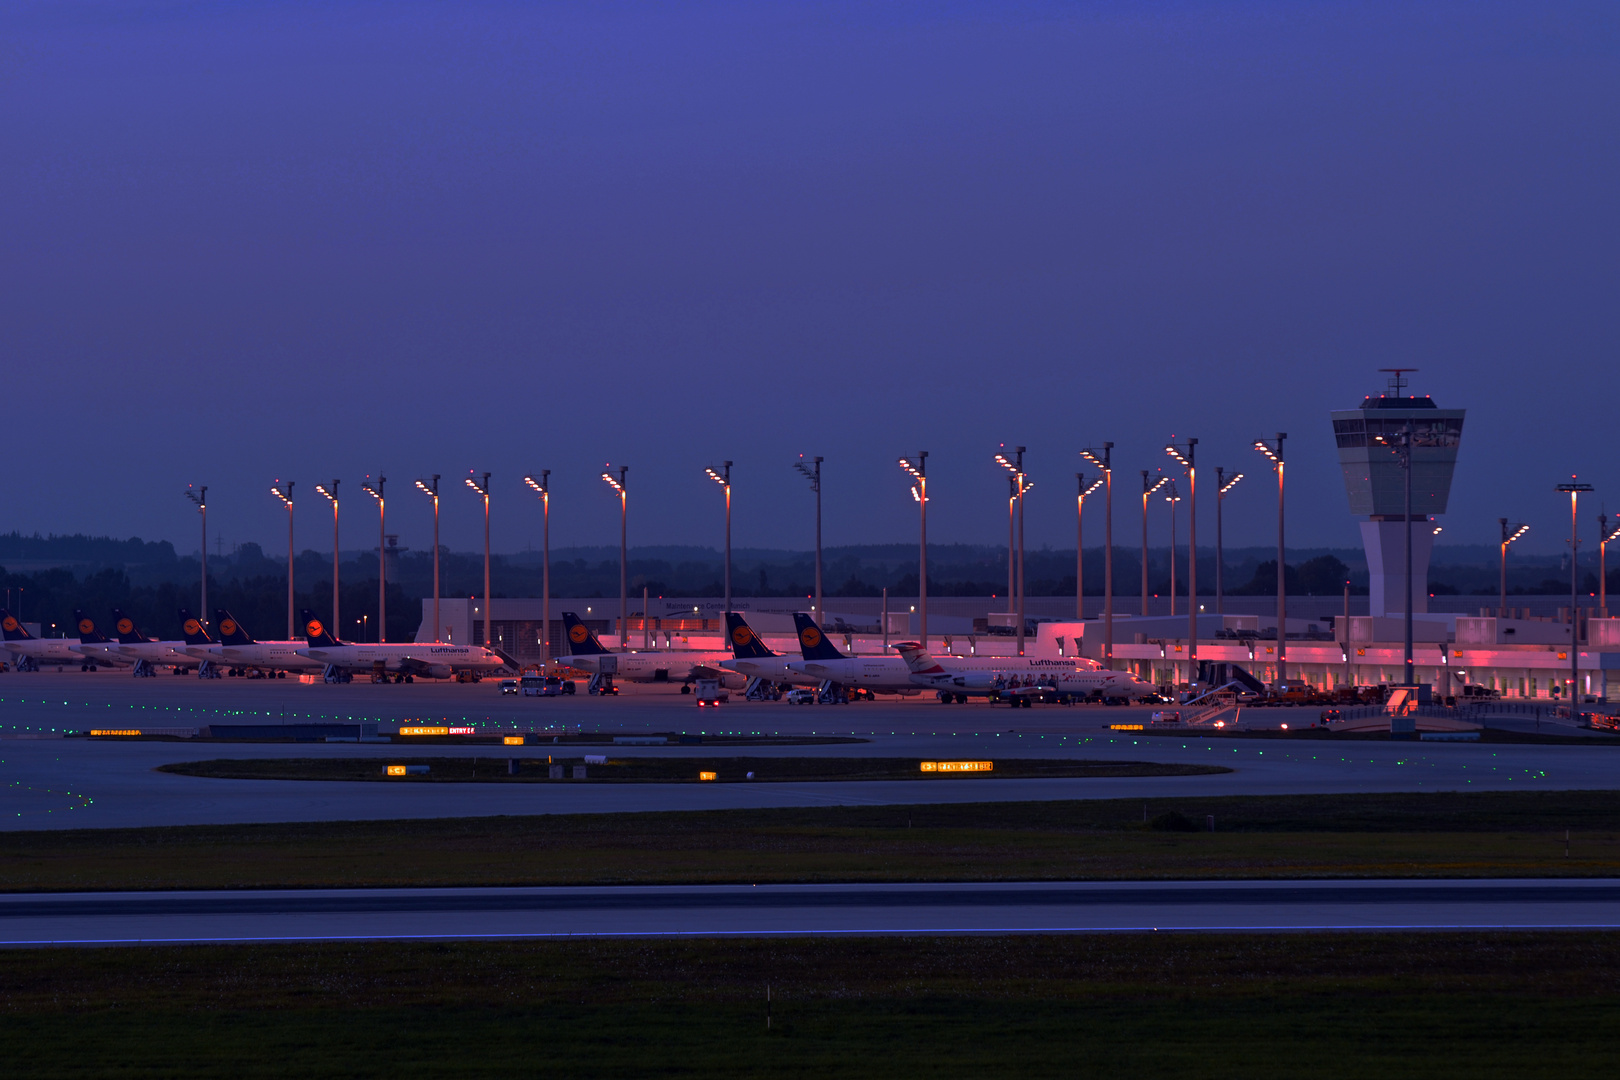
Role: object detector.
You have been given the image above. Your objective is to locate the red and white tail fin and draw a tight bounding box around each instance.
[892,641,946,674]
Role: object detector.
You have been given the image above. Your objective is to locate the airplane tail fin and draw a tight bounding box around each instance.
[560,612,609,656]
[73,610,111,643]
[178,609,213,645]
[111,610,148,645]
[0,609,33,641]
[791,613,845,660]
[298,609,343,647]
[725,612,776,659]
[214,610,255,646]
[892,641,947,674]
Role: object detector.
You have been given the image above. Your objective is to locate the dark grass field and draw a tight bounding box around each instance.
[5,790,1620,892]
[156,755,1231,782]
[4,933,1619,1078]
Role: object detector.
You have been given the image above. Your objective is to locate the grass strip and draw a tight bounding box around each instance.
[4,790,1620,891]
[3,933,1620,1078]
[157,755,1231,782]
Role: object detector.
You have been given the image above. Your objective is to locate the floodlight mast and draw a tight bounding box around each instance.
[316,481,340,633]
[1080,444,1114,669]
[1558,479,1595,702]
[524,473,551,664]
[1076,474,1103,621]
[1498,518,1528,618]
[362,476,386,643]
[1166,439,1197,688]
[1252,434,1287,689]
[1600,515,1620,619]
[995,447,1027,654]
[271,482,295,639]
[1215,469,1244,618]
[466,472,491,648]
[898,453,928,647]
[705,462,733,617]
[794,456,824,621]
[415,476,440,643]
[602,466,628,651]
[184,486,207,629]
[1140,472,1169,617]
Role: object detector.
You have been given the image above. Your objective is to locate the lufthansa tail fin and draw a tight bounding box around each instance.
[214,610,255,646]
[298,609,344,648]
[73,610,111,644]
[725,612,776,659]
[791,613,845,661]
[559,612,609,656]
[178,609,213,645]
[111,610,149,645]
[0,609,33,641]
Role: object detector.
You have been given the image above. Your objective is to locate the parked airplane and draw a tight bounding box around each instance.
[781,613,920,694]
[716,612,817,686]
[71,611,131,669]
[895,642,1154,704]
[110,609,202,672]
[558,611,739,688]
[297,609,515,680]
[0,608,86,670]
[208,609,325,674]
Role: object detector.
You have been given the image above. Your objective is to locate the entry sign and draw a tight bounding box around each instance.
[919,761,993,772]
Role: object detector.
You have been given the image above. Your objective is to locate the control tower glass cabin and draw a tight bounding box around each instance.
[1331,373,1464,618]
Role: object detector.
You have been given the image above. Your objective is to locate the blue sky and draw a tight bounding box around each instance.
[2,1,1616,557]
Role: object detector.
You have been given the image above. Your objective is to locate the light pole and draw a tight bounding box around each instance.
[1080,444,1114,669]
[1498,518,1528,618]
[1372,425,1419,686]
[1558,479,1594,702]
[794,456,823,621]
[705,462,733,615]
[1005,474,1017,606]
[1601,517,1620,619]
[1215,468,1243,618]
[1076,473,1103,621]
[995,447,1027,654]
[362,475,386,643]
[524,473,550,665]
[602,466,628,651]
[1140,472,1169,617]
[898,453,928,648]
[184,486,207,628]
[1167,439,1198,687]
[466,472,491,648]
[1165,481,1180,619]
[316,481,340,634]
[415,476,441,642]
[271,481,295,640]
[1253,434,1287,689]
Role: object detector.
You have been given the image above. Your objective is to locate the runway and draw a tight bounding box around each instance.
[4,879,1617,944]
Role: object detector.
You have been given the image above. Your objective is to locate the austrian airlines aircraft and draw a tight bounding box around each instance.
[895,642,1154,703]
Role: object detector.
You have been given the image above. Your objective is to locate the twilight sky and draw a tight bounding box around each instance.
[3,1,1616,559]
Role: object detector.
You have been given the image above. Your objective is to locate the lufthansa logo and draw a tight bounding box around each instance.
[116,619,134,635]
[183,620,201,635]
[221,620,237,636]
[732,626,752,645]
[2,616,17,632]
[79,619,94,635]
[306,620,325,638]
[568,624,589,644]
[799,626,822,648]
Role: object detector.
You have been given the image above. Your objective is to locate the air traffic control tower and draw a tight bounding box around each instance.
[1331,371,1465,619]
